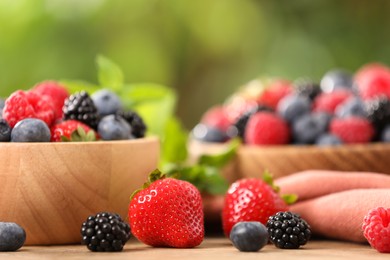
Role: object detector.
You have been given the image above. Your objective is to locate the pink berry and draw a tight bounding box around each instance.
[362,207,390,253]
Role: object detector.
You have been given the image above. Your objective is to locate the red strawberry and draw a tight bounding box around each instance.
[51,120,97,142]
[32,81,69,120]
[129,170,204,248]
[362,207,390,253]
[222,175,289,237]
[245,111,290,145]
[257,79,293,109]
[330,116,374,144]
[201,105,232,131]
[313,90,352,114]
[355,63,390,100]
[3,90,55,128]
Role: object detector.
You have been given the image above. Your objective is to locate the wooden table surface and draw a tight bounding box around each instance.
[0,237,388,260]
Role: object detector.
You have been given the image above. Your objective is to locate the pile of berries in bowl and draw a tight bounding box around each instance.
[0,81,159,245]
[191,63,390,177]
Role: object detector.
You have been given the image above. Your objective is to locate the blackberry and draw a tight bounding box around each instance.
[294,78,321,100]
[233,105,273,139]
[366,96,390,134]
[117,110,147,138]
[81,212,131,252]
[266,211,311,249]
[63,91,100,130]
[0,119,11,142]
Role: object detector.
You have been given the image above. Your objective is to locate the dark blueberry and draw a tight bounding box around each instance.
[230,221,269,252]
[294,78,321,100]
[277,94,311,123]
[316,134,343,146]
[292,112,331,144]
[320,69,353,93]
[91,89,122,117]
[233,105,273,139]
[80,212,130,252]
[267,211,311,249]
[117,110,147,138]
[98,115,133,140]
[381,125,390,142]
[192,123,229,143]
[335,97,367,118]
[365,96,390,135]
[0,119,11,142]
[11,119,51,142]
[0,222,26,251]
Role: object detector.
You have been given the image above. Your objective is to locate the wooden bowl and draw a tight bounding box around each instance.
[0,137,159,245]
[190,139,390,181]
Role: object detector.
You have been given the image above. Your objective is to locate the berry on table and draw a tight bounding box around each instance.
[362,207,390,253]
[330,116,374,144]
[277,94,311,123]
[97,115,133,140]
[91,89,122,117]
[230,222,269,252]
[11,118,51,142]
[81,212,131,252]
[117,110,147,138]
[0,222,26,252]
[320,69,353,93]
[192,123,229,143]
[266,211,311,249]
[0,119,11,142]
[63,91,100,130]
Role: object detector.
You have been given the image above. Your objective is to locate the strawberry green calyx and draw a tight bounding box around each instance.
[60,126,96,142]
[262,170,297,205]
[130,169,166,200]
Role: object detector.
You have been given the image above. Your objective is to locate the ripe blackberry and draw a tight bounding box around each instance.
[81,212,131,252]
[63,91,100,130]
[233,105,273,139]
[117,110,147,138]
[294,78,321,100]
[366,96,390,134]
[266,211,311,249]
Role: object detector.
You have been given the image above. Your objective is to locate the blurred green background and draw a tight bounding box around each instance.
[1,0,390,128]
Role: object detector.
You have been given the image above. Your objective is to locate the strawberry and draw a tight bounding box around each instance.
[355,63,390,100]
[330,116,374,144]
[3,90,55,128]
[200,105,232,131]
[257,79,293,109]
[245,111,290,145]
[129,170,204,248]
[50,120,97,142]
[222,173,292,237]
[313,90,352,114]
[32,81,69,120]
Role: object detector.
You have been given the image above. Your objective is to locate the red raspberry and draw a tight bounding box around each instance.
[51,120,97,142]
[257,79,293,109]
[245,112,290,145]
[32,81,69,120]
[201,105,232,131]
[330,116,374,144]
[3,90,55,128]
[362,207,390,253]
[313,90,352,114]
[355,63,390,100]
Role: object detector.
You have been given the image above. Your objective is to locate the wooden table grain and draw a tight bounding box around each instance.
[0,237,388,260]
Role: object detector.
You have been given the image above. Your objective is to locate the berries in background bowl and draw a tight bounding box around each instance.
[362,207,390,253]
[229,222,269,252]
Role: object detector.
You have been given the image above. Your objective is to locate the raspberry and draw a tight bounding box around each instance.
[245,112,290,145]
[32,81,69,120]
[355,63,390,100]
[257,79,293,109]
[3,90,55,128]
[313,90,352,114]
[362,207,390,253]
[330,116,374,144]
[200,106,232,131]
[233,105,273,139]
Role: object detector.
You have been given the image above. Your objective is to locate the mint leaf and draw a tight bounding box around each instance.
[96,55,124,91]
[60,80,100,94]
[198,138,240,168]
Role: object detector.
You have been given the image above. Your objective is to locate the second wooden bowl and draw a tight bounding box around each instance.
[0,137,160,245]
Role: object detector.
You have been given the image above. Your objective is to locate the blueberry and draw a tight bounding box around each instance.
[230,222,269,252]
[335,97,367,118]
[0,119,11,142]
[320,69,353,93]
[91,89,122,117]
[98,115,133,140]
[0,222,26,251]
[381,125,390,142]
[0,98,5,110]
[316,134,343,146]
[192,123,229,143]
[292,112,331,144]
[277,94,311,123]
[11,119,51,142]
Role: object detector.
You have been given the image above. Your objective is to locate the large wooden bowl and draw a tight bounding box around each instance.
[0,137,159,245]
[190,140,390,181]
